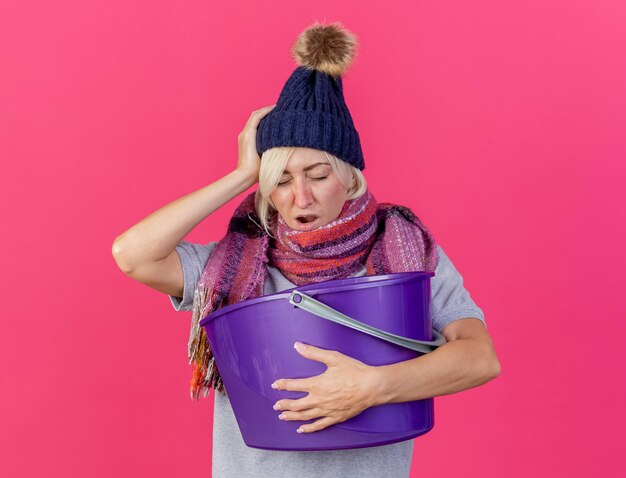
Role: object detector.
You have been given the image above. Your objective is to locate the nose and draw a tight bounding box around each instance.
[292,178,313,209]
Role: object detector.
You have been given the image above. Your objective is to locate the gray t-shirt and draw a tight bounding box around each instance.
[169,241,486,478]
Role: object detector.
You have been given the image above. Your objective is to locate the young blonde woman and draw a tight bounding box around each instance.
[113,22,500,478]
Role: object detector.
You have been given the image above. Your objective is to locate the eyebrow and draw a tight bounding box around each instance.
[282,162,331,174]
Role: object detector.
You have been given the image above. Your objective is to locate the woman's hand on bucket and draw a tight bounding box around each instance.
[235,104,276,185]
[270,342,380,434]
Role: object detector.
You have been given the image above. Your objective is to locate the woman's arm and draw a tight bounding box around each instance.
[270,318,500,434]
[369,317,501,406]
[111,105,275,274]
[112,169,254,273]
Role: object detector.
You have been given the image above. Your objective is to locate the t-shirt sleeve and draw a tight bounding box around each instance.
[430,245,487,332]
[168,240,219,312]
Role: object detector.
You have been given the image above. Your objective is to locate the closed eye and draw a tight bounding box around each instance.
[277,176,328,186]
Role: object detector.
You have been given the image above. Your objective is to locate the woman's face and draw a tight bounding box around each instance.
[270,148,353,231]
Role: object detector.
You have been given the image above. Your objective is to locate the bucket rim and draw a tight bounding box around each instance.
[199,270,434,328]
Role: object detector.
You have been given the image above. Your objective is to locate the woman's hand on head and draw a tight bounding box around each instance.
[235,104,276,184]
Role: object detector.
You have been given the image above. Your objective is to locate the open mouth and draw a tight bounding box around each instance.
[296,215,319,224]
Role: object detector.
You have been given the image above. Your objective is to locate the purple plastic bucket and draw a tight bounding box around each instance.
[199,271,440,451]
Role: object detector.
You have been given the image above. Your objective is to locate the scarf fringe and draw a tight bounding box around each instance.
[188,286,226,399]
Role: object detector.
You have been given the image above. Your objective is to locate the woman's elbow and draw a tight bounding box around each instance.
[483,353,502,381]
[472,341,501,382]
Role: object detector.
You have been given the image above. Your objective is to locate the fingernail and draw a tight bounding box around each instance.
[271,382,278,389]
[294,342,305,350]
[278,413,286,420]
[273,403,281,410]
[296,428,304,433]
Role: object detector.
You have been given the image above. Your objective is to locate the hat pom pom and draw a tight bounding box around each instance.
[291,21,358,79]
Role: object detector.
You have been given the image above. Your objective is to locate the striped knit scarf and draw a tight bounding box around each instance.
[187,188,439,400]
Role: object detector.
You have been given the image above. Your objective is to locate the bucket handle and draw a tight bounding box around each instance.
[288,291,447,354]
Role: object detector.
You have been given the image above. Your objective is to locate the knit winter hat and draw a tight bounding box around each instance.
[256,21,365,170]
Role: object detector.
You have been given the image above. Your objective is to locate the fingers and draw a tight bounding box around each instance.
[240,104,276,136]
[272,376,315,393]
[296,416,336,434]
[293,342,341,366]
[277,407,324,422]
[248,104,276,120]
[273,393,316,412]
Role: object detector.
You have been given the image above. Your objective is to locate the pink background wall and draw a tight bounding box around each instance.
[2,1,624,476]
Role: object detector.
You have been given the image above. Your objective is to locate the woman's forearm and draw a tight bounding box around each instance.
[369,336,500,407]
[112,169,255,271]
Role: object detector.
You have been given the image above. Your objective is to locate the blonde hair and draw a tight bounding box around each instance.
[254,146,367,237]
